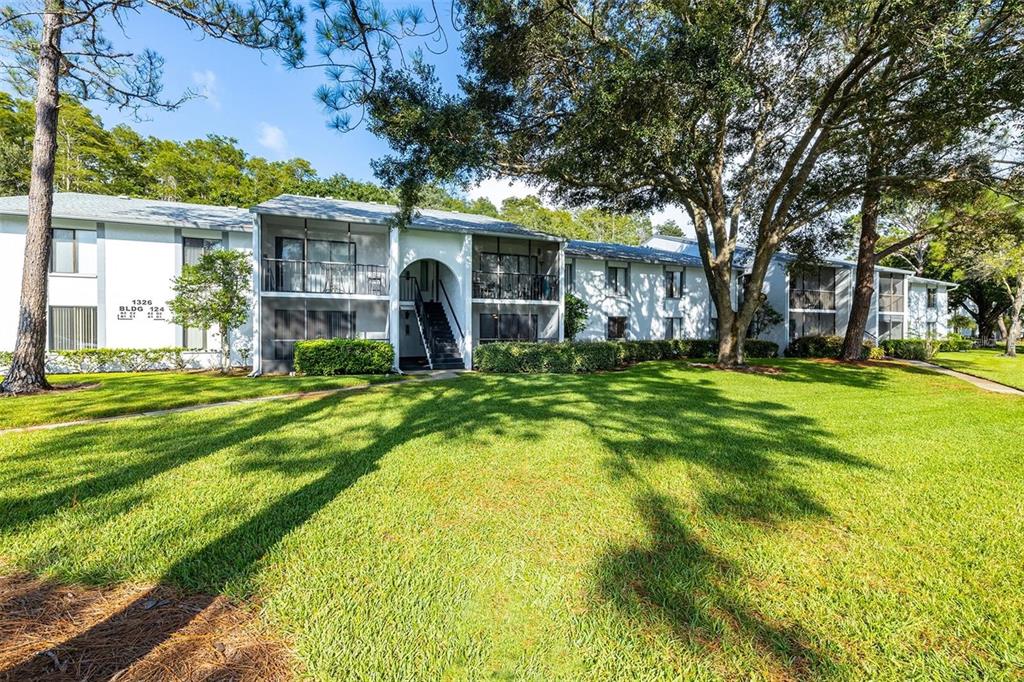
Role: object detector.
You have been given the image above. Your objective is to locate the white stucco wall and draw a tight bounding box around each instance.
[907,281,949,338]
[0,213,251,368]
[759,260,788,348]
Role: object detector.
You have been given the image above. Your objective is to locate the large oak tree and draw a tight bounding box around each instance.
[316,0,1024,365]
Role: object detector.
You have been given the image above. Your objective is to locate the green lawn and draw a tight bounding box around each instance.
[1,361,1022,679]
[0,370,399,429]
[932,348,1024,390]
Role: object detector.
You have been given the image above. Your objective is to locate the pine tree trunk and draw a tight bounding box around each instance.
[1005,281,1024,358]
[840,160,883,362]
[0,0,63,395]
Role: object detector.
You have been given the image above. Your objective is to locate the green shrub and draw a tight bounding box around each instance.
[0,350,11,369]
[683,339,718,358]
[474,341,619,373]
[49,347,191,373]
[569,342,619,372]
[939,333,974,352]
[294,339,394,375]
[473,338,776,374]
[785,335,844,358]
[743,339,781,359]
[881,338,940,361]
[785,335,873,360]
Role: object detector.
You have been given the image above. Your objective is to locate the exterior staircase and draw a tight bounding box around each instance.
[420,301,465,370]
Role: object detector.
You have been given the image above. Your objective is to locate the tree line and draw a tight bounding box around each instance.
[0,92,678,240]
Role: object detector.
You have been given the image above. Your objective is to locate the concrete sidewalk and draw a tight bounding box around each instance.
[900,359,1024,396]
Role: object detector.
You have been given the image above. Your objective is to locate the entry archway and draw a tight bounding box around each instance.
[398,259,466,370]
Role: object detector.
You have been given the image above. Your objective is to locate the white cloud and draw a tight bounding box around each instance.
[192,70,220,110]
[257,123,288,155]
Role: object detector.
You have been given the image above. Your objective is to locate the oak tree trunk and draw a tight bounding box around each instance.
[840,161,883,362]
[716,317,747,366]
[0,0,63,394]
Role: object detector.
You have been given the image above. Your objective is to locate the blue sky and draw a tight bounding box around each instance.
[92,3,438,181]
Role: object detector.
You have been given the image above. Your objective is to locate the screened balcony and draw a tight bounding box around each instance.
[262,259,389,296]
[471,271,559,301]
[471,248,559,301]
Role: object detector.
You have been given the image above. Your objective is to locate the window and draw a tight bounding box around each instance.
[927,287,938,309]
[274,237,355,263]
[665,270,684,299]
[607,316,627,340]
[184,327,208,350]
[926,321,937,338]
[878,315,904,341]
[308,239,355,263]
[272,308,356,360]
[479,313,538,342]
[50,228,96,274]
[479,252,537,274]
[789,311,836,339]
[665,316,685,340]
[181,237,223,348]
[789,266,837,311]
[878,273,905,313]
[48,306,97,350]
[607,265,628,296]
[183,236,222,266]
[564,261,575,293]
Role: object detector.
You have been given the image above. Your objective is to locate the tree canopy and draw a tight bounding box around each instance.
[316,0,1024,364]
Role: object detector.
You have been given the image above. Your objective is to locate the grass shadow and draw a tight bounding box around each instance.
[2,361,880,676]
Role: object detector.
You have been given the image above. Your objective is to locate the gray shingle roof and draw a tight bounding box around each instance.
[0,192,252,232]
[566,239,704,267]
[252,194,562,241]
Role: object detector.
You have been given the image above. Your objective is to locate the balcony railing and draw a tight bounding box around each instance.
[263,259,389,296]
[472,272,558,301]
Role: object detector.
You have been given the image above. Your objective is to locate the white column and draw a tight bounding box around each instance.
[557,243,566,342]
[782,268,791,352]
[251,214,263,375]
[462,233,474,368]
[389,226,401,371]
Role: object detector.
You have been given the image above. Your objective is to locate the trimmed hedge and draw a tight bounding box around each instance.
[474,341,618,373]
[785,335,876,360]
[474,338,779,374]
[880,338,940,361]
[293,338,394,375]
[0,347,211,374]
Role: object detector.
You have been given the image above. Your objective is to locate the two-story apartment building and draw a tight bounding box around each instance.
[646,235,953,348]
[0,192,955,373]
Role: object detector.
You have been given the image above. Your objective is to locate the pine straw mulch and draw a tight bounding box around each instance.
[0,572,295,681]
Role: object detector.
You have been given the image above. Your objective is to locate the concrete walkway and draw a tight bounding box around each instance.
[900,359,1024,396]
[0,369,465,436]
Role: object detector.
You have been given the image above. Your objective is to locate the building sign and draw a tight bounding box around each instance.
[117,299,166,321]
